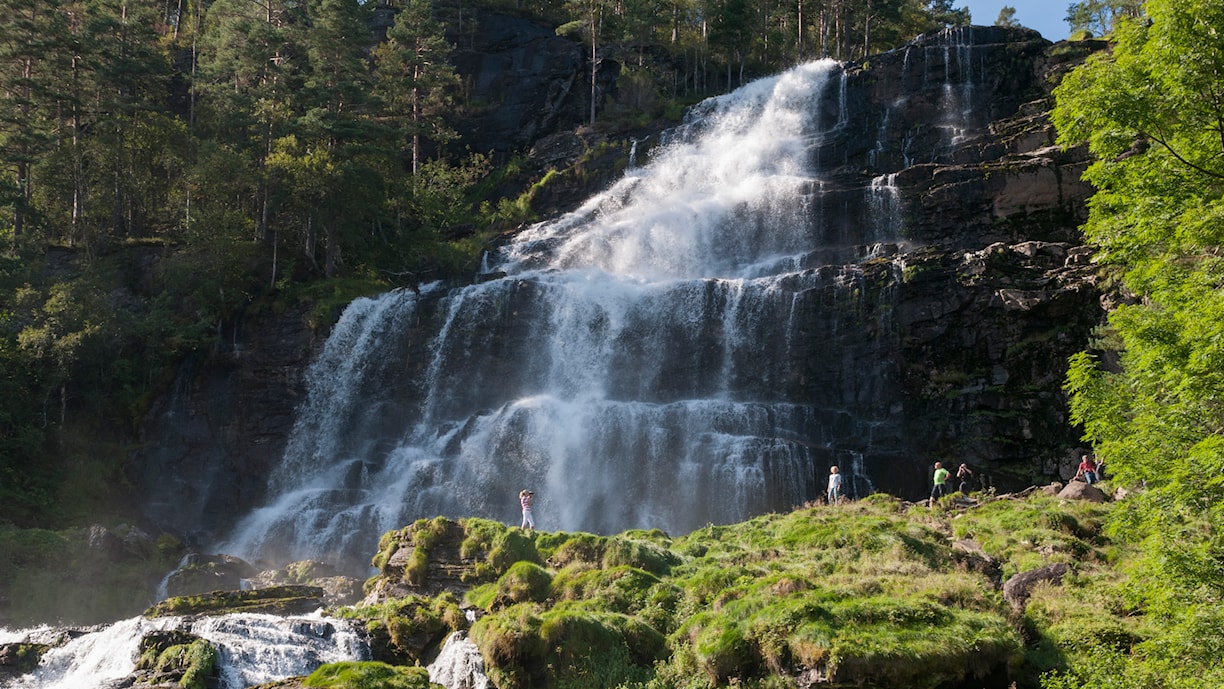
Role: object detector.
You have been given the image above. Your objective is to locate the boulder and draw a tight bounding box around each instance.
[0,642,49,680]
[145,585,325,618]
[1003,562,1069,611]
[951,539,1003,588]
[1057,481,1108,503]
[163,553,259,599]
[85,524,155,561]
[129,630,218,688]
[248,561,363,608]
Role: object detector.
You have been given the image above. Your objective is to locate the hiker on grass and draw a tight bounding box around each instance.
[956,463,974,495]
[827,466,844,505]
[519,489,535,531]
[929,462,950,507]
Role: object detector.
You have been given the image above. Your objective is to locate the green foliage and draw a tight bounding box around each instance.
[137,638,218,689]
[1050,2,1224,686]
[488,528,542,574]
[337,594,464,664]
[601,534,679,575]
[370,497,1138,689]
[550,564,662,614]
[1065,1,1145,38]
[0,522,185,626]
[949,494,1110,577]
[304,661,438,689]
[471,602,661,689]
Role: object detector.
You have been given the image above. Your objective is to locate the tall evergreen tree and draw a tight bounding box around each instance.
[0,0,70,238]
[196,0,303,242]
[373,0,457,177]
[78,0,180,241]
[291,0,378,277]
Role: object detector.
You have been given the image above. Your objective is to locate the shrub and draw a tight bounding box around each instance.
[494,561,553,606]
[303,661,435,689]
[488,529,541,574]
[602,536,680,575]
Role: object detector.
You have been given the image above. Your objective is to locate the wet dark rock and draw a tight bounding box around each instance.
[447,10,586,158]
[86,524,156,562]
[0,642,49,680]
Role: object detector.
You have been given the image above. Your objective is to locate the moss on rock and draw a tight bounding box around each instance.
[144,584,324,618]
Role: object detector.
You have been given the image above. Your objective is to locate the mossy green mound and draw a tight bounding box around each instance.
[303,661,440,689]
[354,493,1136,689]
[133,631,218,689]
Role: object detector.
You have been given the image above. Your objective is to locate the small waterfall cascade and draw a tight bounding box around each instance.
[428,631,493,689]
[216,28,1018,572]
[3,612,366,689]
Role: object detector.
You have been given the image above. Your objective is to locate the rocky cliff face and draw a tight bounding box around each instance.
[129,26,1108,546]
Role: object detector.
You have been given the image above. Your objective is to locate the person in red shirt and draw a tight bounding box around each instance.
[1077,455,1098,485]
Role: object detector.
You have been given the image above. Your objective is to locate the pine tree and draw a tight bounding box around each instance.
[0,0,70,238]
[373,0,458,177]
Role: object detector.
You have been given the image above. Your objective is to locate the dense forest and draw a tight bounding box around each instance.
[6,0,1224,688]
[0,0,998,527]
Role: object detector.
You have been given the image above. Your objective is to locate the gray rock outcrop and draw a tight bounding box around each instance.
[1058,481,1108,503]
[1003,562,1070,611]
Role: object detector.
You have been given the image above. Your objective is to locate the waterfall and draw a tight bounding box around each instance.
[217,32,1006,572]
[5,612,366,689]
[428,631,493,689]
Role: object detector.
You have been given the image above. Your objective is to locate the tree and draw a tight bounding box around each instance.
[291,0,384,277]
[1051,1,1224,686]
[77,0,181,241]
[994,5,1018,28]
[1065,0,1143,38]
[0,0,71,238]
[373,0,458,177]
[559,0,611,125]
[196,0,304,243]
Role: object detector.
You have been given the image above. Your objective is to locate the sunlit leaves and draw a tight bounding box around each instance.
[1051,1,1224,686]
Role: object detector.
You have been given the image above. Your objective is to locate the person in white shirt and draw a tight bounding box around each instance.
[827,466,843,505]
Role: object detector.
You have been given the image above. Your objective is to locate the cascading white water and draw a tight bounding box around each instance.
[220,60,878,569]
[428,631,493,689]
[3,612,366,689]
[218,34,998,571]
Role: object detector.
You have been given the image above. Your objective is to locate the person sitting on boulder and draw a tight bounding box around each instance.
[1077,455,1098,485]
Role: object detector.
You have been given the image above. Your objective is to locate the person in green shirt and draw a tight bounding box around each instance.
[929,462,950,507]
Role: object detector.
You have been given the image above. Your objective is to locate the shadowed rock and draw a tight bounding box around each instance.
[1003,562,1069,611]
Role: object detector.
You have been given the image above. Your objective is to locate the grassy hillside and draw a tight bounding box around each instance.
[329,488,1136,689]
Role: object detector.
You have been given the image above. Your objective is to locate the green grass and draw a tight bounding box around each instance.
[354,493,1149,689]
[303,661,436,689]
